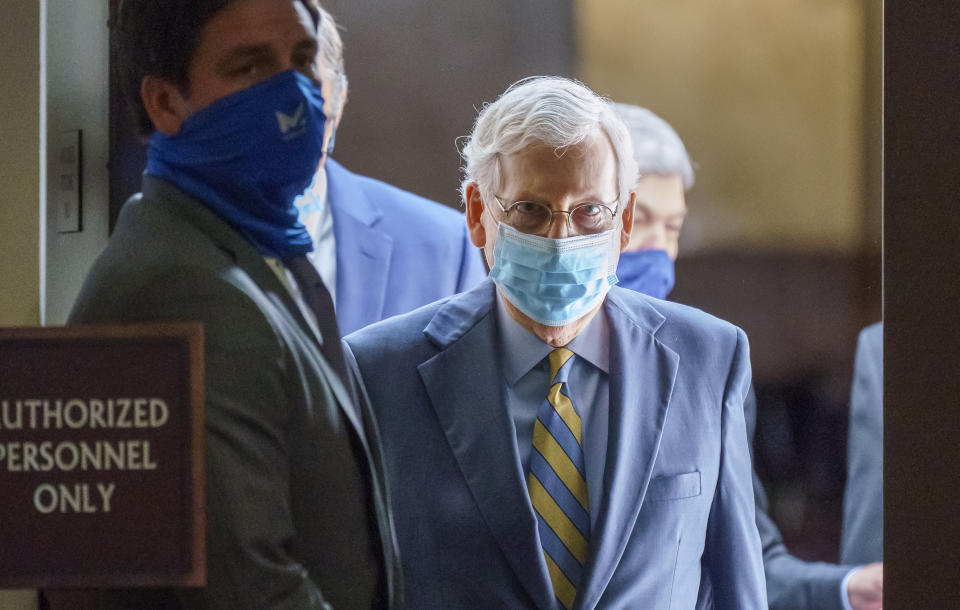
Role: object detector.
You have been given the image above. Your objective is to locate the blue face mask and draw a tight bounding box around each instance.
[616,249,675,299]
[146,70,327,259]
[489,223,621,326]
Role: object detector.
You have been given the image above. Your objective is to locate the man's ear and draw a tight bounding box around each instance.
[140,75,191,136]
[464,182,487,248]
[335,88,348,128]
[619,191,636,251]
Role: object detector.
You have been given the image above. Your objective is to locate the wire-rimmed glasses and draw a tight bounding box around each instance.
[492,195,620,235]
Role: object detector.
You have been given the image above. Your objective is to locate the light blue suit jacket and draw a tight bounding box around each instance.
[327,159,486,335]
[344,280,767,609]
[841,322,883,564]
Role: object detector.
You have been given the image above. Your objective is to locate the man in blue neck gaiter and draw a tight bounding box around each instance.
[68,1,401,609]
[612,103,884,610]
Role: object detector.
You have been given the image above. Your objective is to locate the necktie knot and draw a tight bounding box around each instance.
[549,347,575,384]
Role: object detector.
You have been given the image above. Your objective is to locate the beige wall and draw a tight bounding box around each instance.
[577,0,867,254]
[43,0,111,325]
[0,0,41,328]
[0,590,36,610]
[0,0,108,597]
[0,2,44,605]
[0,0,109,329]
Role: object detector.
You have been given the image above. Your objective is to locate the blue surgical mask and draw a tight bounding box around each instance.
[489,223,621,326]
[146,70,327,259]
[616,249,675,299]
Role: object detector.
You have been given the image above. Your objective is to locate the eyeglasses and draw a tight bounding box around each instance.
[492,195,620,236]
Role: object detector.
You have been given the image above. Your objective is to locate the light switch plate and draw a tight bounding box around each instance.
[56,130,82,233]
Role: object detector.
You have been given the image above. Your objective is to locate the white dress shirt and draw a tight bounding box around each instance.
[294,166,337,305]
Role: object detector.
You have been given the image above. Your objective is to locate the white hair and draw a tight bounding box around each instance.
[316,4,348,118]
[612,102,695,190]
[461,76,637,213]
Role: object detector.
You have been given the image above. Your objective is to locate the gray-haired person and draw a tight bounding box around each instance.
[343,76,766,609]
[611,103,693,299]
[612,102,883,610]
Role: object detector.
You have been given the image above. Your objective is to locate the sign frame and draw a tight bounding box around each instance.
[0,323,205,589]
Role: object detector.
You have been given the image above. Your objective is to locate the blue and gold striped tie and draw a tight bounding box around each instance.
[528,347,590,609]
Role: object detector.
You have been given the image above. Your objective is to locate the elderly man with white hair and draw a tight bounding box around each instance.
[612,103,884,610]
[344,77,766,609]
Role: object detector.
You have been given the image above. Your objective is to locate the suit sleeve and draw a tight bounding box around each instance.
[703,328,768,609]
[745,388,853,610]
[455,219,488,293]
[112,270,335,610]
[840,323,884,565]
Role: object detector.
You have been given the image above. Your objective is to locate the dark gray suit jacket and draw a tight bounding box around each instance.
[69,176,402,610]
[745,389,854,610]
[840,322,883,564]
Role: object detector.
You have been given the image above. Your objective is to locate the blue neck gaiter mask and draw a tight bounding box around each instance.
[489,223,621,326]
[616,249,675,299]
[146,70,327,258]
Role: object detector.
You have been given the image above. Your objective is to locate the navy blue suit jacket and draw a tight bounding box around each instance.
[327,159,486,335]
[344,281,766,609]
[744,389,853,609]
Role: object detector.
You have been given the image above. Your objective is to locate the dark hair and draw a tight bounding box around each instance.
[114,0,320,136]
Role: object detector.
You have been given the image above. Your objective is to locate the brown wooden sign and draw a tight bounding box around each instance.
[0,323,204,588]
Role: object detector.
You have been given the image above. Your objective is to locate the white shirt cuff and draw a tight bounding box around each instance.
[840,566,861,610]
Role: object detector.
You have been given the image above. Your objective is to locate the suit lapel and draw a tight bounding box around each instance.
[142,176,369,447]
[246,260,367,447]
[223,241,366,441]
[577,292,679,609]
[327,160,394,335]
[417,285,556,610]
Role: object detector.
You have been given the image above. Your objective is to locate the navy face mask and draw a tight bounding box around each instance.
[615,249,675,299]
[146,70,327,258]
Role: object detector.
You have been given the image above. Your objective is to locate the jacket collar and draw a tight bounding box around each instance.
[423,279,499,347]
[141,176,306,330]
[324,160,393,334]
[326,158,383,227]
[138,175,364,434]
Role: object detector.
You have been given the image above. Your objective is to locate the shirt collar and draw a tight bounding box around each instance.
[495,291,610,386]
[314,164,329,204]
